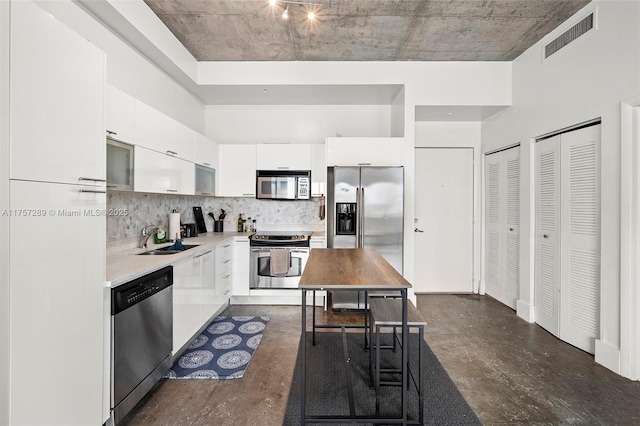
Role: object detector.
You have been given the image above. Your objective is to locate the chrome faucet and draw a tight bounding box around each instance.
[140,225,160,249]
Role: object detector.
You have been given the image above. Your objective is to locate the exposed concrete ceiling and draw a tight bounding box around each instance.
[143,0,590,62]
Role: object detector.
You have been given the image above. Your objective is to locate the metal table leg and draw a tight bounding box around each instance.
[312,290,316,345]
[301,289,307,426]
[402,289,408,425]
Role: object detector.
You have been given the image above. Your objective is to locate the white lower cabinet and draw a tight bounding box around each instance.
[232,237,251,296]
[172,253,202,355]
[134,146,195,195]
[10,180,106,426]
[215,241,234,302]
[199,249,217,325]
[310,236,327,249]
[171,242,233,355]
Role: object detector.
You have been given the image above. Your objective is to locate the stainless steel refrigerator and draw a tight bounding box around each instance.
[327,166,404,311]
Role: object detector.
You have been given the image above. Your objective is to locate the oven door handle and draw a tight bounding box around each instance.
[251,248,309,254]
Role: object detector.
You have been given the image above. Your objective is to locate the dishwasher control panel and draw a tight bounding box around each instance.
[111,266,173,314]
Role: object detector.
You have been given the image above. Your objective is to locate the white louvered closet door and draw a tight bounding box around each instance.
[535,136,561,336]
[559,125,600,353]
[504,147,521,307]
[484,146,520,309]
[484,155,503,302]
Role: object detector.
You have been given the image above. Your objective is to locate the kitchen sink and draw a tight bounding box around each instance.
[138,244,201,255]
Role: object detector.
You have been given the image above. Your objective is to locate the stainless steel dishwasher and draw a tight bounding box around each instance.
[111,266,173,425]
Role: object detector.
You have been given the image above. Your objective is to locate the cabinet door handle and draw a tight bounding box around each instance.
[223,259,231,264]
[166,150,178,156]
[166,189,178,193]
[203,163,212,166]
[79,189,106,194]
[277,166,290,170]
[242,193,254,196]
[543,234,549,238]
[79,177,106,183]
[194,250,212,259]
[106,130,117,136]
[223,244,231,248]
[358,163,371,166]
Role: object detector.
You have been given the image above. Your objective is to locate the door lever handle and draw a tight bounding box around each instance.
[414,228,424,233]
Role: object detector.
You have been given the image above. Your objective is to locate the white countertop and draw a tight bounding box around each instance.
[107,230,325,288]
[106,232,248,288]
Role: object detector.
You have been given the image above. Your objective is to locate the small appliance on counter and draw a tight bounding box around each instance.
[182,223,198,238]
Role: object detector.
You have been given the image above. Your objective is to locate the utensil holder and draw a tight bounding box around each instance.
[214,221,224,232]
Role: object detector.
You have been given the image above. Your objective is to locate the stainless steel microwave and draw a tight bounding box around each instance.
[256,170,310,200]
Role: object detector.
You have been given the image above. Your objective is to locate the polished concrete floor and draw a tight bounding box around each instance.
[123,295,640,425]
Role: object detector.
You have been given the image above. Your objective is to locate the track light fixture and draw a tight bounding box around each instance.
[267,0,321,21]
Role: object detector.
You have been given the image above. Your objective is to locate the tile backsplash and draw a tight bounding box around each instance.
[107,191,325,245]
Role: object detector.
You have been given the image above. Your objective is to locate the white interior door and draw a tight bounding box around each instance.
[484,146,520,309]
[535,136,561,336]
[559,125,600,353]
[414,148,474,293]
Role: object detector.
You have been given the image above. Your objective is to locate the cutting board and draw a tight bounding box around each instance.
[193,206,207,234]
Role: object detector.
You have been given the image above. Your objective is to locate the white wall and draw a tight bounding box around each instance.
[415,122,481,145]
[205,105,392,143]
[390,87,405,137]
[482,0,640,376]
[34,0,205,133]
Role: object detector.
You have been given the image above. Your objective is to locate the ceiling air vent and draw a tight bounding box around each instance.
[545,13,594,59]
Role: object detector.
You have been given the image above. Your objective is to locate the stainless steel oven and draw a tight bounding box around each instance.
[250,232,310,289]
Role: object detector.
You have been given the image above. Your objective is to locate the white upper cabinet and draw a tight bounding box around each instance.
[326,137,404,167]
[134,146,195,195]
[194,132,218,169]
[134,101,195,163]
[256,144,312,170]
[10,0,105,186]
[311,144,327,197]
[106,85,135,144]
[218,144,257,197]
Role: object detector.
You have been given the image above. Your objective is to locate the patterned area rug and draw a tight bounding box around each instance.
[164,315,270,380]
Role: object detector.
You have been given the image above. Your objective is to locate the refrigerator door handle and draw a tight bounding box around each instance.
[355,187,361,248]
[360,187,365,248]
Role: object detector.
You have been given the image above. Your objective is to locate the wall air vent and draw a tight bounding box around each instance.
[545,13,594,59]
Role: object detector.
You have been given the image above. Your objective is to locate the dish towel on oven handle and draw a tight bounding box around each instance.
[270,248,291,276]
